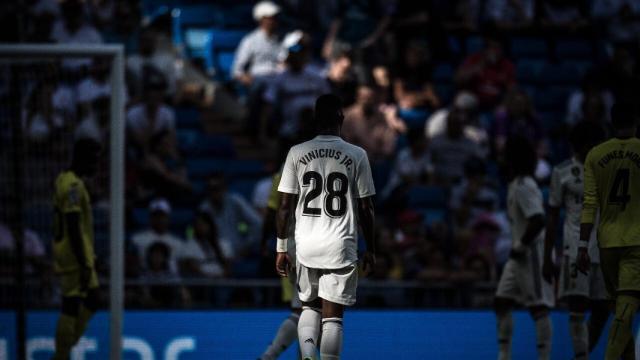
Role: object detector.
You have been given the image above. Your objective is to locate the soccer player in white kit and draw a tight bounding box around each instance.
[275,94,377,360]
[495,136,554,360]
[543,121,609,360]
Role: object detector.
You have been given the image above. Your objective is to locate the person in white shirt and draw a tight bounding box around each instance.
[131,198,185,274]
[179,212,229,278]
[543,121,609,359]
[495,136,554,360]
[276,94,376,360]
[51,0,103,70]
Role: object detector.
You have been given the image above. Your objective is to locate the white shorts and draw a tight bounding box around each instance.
[558,257,608,300]
[296,261,358,306]
[496,249,555,308]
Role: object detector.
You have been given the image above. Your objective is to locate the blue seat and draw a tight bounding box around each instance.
[177,129,199,154]
[371,160,393,193]
[418,208,447,226]
[540,63,581,85]
[220,4,254,29]
[186,134,235,157]
[175,107,201,130]
[432,63,454,82]
[132,208,150,228]
[186,159,265,179]
[434,83,454,104]
[204,29,248,80]
[398,108,430,129]
[516,59,545,84]
[556,39,592,59]
[534,86,572,111]
[465,36,484,54]
[172,5,223,54]
[510,37,548,59]
[407,186,448,208]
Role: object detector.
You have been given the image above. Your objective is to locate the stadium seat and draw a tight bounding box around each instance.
[184,134,236,158]
[371,160,393,193]
[175,106,201,130]
[510,37,548,59]
[539,63,581,85]
[465,36,484,54]
[220,4,254,29]
[556,39,593,59]
[228,178,260,201]
[534,86,573,112]
[434,83,454,104]
[398,108,430,129]
[516,59,545,84]
[418,208,447,226]
[204,29,248,80]
[432,63,454,82]
[171,5,223,54]
[186,159,266,179]
[407,186,448,208]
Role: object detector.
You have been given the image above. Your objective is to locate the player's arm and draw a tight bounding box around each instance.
[65,212,92,289]
[275,192,298,277]
[578,153,598,272]
[521,213,545,247]
[357,196,376,274]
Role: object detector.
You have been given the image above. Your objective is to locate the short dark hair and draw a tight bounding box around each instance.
[504,135,536,178]
[569,121,604,151]
[314,94,344,130]
[611,102,639,130]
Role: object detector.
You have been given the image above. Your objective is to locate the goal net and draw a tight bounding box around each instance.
[0,44,125,360]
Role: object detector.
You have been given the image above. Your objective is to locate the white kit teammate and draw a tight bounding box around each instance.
[275,94,377,360]
[543,121,609,359]
[495,136,554,360]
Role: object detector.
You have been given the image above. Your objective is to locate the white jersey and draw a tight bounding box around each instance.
[278,135,376,269]
[549,157,599,262]
[507,176,545,252]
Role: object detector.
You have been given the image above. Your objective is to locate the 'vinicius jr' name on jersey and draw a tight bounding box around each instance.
[597,149,640,169]
[299,148,354,169]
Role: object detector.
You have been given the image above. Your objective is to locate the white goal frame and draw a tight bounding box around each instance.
[0,44,125,360]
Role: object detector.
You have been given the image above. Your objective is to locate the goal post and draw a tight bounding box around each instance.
[0,44,125,360]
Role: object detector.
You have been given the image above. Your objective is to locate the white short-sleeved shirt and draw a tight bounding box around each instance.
[126,104,175,135]
[278,135,376,269]
[51,21,103,69]
[549,158,599,262]
[507,176,545,251]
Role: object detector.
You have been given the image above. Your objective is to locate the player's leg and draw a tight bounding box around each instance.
[317,264,358,360]
[494,259,521,360]
[296,263,322,360]
[602,247,640,360]
[566,296,590,360]
[528,306,553,360]
[53,296,81,360]
[74,269,100,344]
[587,263,611,353]
[319,299,345,360]
[260,272,303,360]
[524,248,554,360]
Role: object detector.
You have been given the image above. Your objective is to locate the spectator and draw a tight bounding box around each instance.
[0,222,47,276]
[51,0,103,69]
[425,91,488,153]
[343,84,405,160]
[139,241,190,308]
[430,108,485,185]
[199,173,263,261]
[75,97,109,143]
[76,57,118,117]
[493,89,545,158]
[449,157,499,232]
[540,0,589,32]
[322,0,395,68]
[325,48,358,108]
[23,77,75,143]
[131,198,185,273]
[101,0,141,53]
[127,29,178,101]
[483,0,535,30]
[139,130,192,201]
[565,71,614,127]
[455,33,515,109]
[127,72,176,154]
[371,64,394,104]
[393,40,440,111]
[591,0,640,43]
[232,1,282,86]
[382,128,433,199]
[179,212,230,278]
[262,30,329,146]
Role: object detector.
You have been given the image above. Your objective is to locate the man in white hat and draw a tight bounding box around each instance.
[232,1,282,86]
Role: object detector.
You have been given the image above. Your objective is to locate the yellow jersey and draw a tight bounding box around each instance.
[581,137,640,248]
[53,170,95,273]
[267,172,282,211]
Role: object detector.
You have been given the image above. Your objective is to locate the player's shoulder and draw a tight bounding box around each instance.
[340,139,368,158]
[511,175,538,190]
[554,158,574,172]
[56,171,83,191]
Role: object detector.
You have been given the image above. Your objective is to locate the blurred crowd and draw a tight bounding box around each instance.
[0,0,639,308]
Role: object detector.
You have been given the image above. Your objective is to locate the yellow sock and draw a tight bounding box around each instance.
[53,314,77,360]
[605,295,640,360]
[73,305,95,344]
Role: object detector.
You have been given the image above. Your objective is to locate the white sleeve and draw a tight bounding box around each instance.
[277,149,299,194]
[353,150,376,198]
[548,167,563,208]
[231,36,251,78]
[515,180,544,218]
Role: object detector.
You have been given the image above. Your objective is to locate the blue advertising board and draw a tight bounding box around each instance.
[0,310,631,359]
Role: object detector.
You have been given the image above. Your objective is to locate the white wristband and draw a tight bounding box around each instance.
[276,237,288,253]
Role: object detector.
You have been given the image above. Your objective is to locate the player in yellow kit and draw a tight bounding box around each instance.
[578,102,640,360]
[53,138,102,360]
